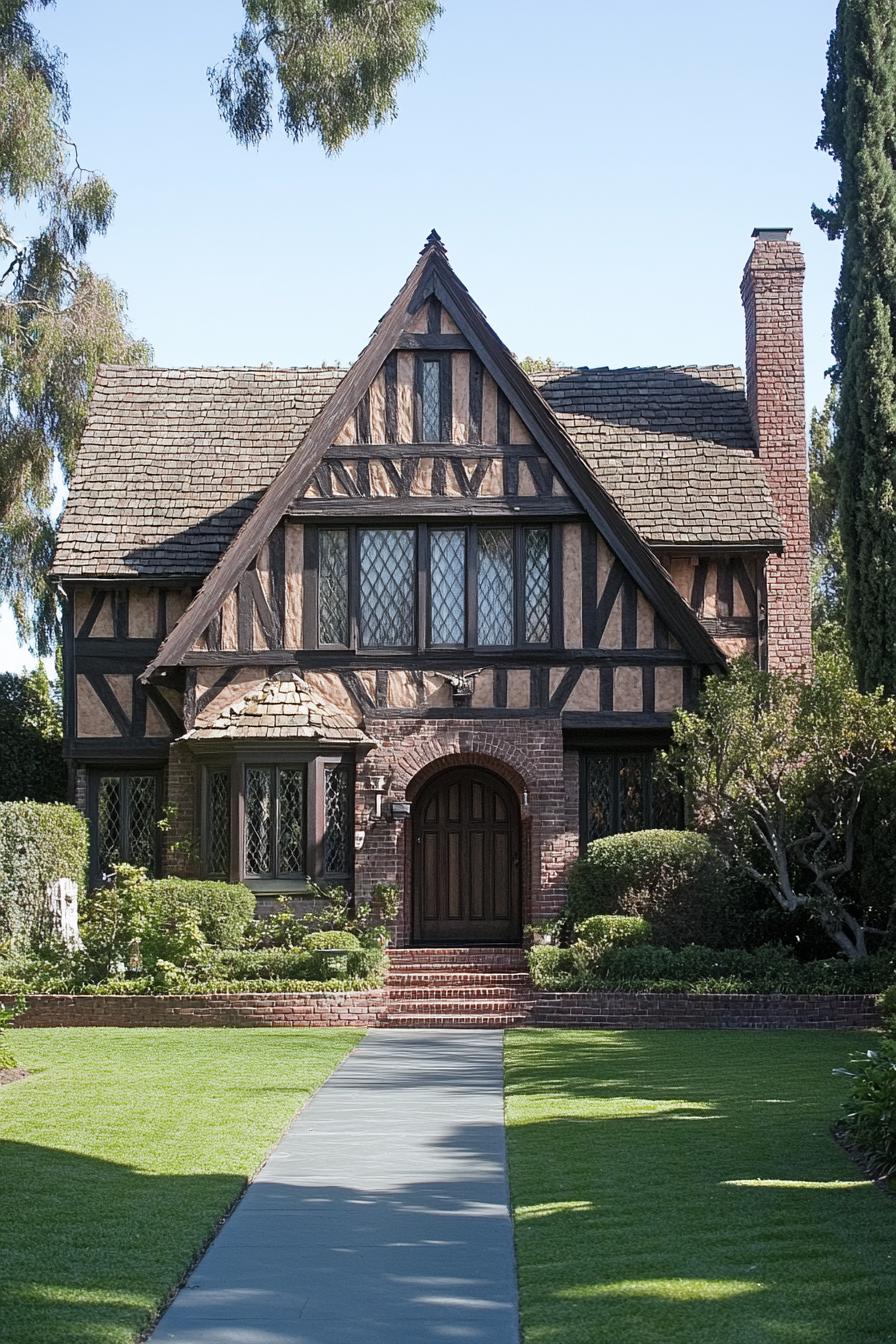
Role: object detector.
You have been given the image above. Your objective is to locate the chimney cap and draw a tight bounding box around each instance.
[752,227,792,241]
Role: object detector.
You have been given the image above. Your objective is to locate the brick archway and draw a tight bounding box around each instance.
[354,716,574,946]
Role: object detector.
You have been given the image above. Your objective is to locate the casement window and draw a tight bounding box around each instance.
[90,770,162,882]
[314,523,555,651]
[359,528,416,648]
[580,749,682,847]
[420,359,442,442]
[416,354,450,443]
[202,757,353,888]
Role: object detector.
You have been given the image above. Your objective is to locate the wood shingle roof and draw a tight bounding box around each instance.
[54,360,780,581]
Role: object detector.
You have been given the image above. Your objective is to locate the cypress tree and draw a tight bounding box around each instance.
[814,0,896,693]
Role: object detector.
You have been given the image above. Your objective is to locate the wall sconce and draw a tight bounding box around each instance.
[390,799,411,822]
[354,829,366,852]
[522,789,529,807]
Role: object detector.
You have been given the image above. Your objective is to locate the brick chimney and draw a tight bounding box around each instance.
[740,228,812,673]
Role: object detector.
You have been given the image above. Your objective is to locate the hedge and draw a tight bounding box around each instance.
[0,802,88,952]
[574,914,653,952]
[528,942,896,994]
[566,829,734,947]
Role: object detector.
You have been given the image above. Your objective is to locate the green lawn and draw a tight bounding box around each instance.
[505,1029,896,1344]
[0,1027,362,1344]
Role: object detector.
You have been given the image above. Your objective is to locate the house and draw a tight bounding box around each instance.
[53,229,810,946]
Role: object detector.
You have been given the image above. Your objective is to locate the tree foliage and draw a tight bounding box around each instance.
[211,0,442,154]
[667,655,896,960]
[814,1,896,693]
[809,386,847,652]
[0,664,64,801]
[0,1,149,653]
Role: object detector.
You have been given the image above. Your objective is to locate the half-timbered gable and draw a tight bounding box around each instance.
[54,228,810,938]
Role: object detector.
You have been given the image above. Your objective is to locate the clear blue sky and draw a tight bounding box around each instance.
[1,0,842,672]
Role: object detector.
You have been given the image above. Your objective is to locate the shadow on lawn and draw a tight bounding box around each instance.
[3,1108,519,1344]
[505,1029,896,1344]
[1,1141,245,1344]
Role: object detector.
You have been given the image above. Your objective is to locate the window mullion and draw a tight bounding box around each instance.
[467,525,477,646]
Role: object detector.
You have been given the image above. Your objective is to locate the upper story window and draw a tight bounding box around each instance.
[315,523,554,652]
[420,359,442,442]
[359,528,416,648]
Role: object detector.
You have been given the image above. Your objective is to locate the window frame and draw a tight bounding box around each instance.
[200,750,354,893]
[357,525,418,652]
[578,744,683,851]
[87,768,164,886]
[310,521,560,654]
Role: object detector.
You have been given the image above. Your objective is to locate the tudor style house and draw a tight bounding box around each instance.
[53,229,811,945]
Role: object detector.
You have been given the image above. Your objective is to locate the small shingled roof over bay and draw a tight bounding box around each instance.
[182,671,374,745]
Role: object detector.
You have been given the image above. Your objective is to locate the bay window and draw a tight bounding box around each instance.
[202,755,353,889]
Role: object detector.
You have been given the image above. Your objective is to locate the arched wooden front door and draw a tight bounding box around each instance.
[412,766,522,945]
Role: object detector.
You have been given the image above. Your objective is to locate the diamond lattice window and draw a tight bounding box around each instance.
[324,766,351,875]
[582,751,680,845]
[618,756,646,831]
[245,768,273,876]
[278,768,306,874]
[584,754,614,843]
[95,773,159,877]
[127,776,158,872]
[97,776,122,872]
[524,527,551,643]
[319,529,349,645]
[360,529,415,647]
[207,769,231,878]
[421,359,441,442]
[477,528,514,645]
[430,530,466,644]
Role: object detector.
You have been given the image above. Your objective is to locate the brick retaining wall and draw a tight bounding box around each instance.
[11,991,387,1028]
[532,992,881,1030]
[5,989,882,1030]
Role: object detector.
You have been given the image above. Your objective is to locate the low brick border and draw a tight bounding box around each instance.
[531,991,881,1030]
[9,991,387,1028]
[4,990,882,1030]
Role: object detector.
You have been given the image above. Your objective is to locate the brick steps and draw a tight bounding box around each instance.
[384,946,533,1028]
[386,1011,533,1029]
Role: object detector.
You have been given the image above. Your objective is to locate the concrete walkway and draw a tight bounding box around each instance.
[150,1029,521,1343]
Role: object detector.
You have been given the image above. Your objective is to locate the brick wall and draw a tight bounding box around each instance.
[354,717,579,943]
[12,991,386,1028]
[165,740,200,877]
[532,991,880,1030]
[741,232,812,673]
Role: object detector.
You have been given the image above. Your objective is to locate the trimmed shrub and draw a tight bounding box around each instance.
[527,941,896,994]
[303,930,362,952]
[144,878,255,950]
[0,802,88,952]
[566,829,732,948]
[575,914,652,952]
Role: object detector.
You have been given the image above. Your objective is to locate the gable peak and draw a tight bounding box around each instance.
[421,229,447,257]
